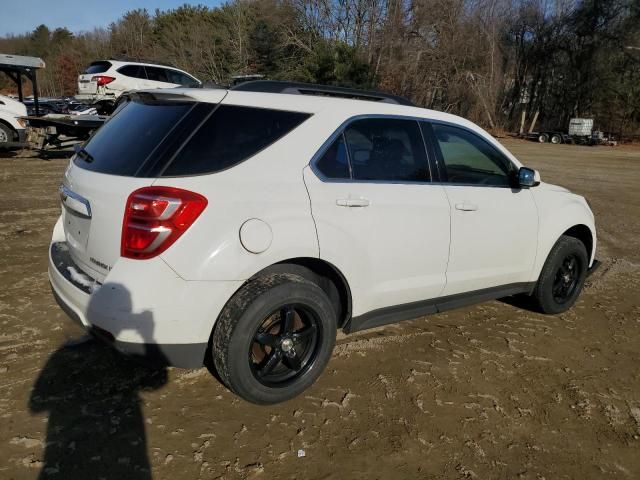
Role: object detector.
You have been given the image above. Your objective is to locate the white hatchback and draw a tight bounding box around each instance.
[50,81,598,404]
[76,59,201,113]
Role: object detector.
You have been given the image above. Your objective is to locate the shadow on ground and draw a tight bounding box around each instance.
[29,286,167,479]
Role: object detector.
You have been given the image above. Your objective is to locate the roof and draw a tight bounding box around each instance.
[102,59,178,69]
[146,87,473,125]
[126,86,524,167]
[0,53,46,70]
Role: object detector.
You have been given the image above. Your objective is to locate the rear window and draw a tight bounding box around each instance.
[76,99,194,176]
[74,99,311,177]
[84,61,112,74]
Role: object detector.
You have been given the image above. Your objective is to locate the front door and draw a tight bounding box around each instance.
[424,122,538,296]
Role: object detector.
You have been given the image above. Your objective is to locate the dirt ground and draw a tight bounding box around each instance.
[1,138,639,480]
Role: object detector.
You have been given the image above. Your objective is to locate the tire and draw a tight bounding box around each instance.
[0,123,14,144]
[550,133,562,144]
[211,273,337,404]
[95,101,116,115]
[538,133,549,143]
[531,235,588,314]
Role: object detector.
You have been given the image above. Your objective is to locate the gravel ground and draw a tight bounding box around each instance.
[0,139,639,479]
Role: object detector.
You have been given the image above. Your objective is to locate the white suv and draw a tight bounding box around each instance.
[76,60,201,112]
[49,81,598,404]
[0,94,27,145]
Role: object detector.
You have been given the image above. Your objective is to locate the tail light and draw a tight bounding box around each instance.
[92,75,115,86]
[121,187,207,260]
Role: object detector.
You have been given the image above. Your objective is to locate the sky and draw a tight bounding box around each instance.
[0,0,224,36]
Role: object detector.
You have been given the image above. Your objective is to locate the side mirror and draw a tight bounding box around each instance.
[518,167,540,188]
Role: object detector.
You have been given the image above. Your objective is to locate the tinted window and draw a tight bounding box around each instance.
[431,123,513,186]
[117,65,147,79]
[343,118,430,182]
[165,69,199,87]
[76,99,192,176]
[162,106,310,176]
[316,135,350,179]
[84,61,111,74]
[145,66,169,83]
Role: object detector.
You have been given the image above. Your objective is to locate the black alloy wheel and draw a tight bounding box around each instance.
[531,235,588,314]
[250,304,321,387]
[211,273,337,404]
[552,254,581,304]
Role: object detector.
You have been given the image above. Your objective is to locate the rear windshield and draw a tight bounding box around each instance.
[84,61,112,74]
[74,98,311,177]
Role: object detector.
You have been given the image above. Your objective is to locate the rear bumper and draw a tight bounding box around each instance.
[51,283,207,367]
[48,236,242,368]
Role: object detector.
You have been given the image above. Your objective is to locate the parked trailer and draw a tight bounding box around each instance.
[24,114,106,150]
[526,118,614,145]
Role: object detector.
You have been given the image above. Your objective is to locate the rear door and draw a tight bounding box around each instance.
[304,117,451,316]
[423,122,538,295]
[115,64,147,91]
[143,66,177,89]
[61,91,226,282]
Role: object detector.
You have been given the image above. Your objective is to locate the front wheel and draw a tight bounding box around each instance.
[531,235,588,314]
[211,273,337,404]
[0,123,14,144]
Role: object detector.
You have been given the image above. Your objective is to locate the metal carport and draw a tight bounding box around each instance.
[0,53,45,115]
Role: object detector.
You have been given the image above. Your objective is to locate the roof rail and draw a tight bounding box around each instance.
[107,57,178,68]
[231,80,414,106]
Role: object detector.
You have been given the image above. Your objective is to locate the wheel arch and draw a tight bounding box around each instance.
[562,224,594,263]
[253,258,353,328]
[0,118,18,141]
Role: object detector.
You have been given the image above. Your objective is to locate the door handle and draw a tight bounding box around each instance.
[336,198,370,207]
[455,203,478,211]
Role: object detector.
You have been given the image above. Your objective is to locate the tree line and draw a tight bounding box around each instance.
[1,0,639,137]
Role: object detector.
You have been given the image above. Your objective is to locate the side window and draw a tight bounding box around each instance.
[144,66,169,83]
[316,135,350,179]
[343,118,430,182]
[161,105,310,176]
[431,123,514,187]
[118,65,146,80]
[165,69,198,87]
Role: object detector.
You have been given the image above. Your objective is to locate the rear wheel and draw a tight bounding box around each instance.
[550,133,562,144]
[211,273,337,404]
[531,235,588,314]
[538,133,549,143]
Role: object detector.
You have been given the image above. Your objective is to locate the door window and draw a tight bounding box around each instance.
[117,65,147,80]
[144,66,169,83]
[315,135,350,180]
[343,118,430,182]
[165,69,199,87]
[431,123,514,186]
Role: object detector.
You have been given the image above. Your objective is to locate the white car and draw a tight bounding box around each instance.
[0,94,27,145]
[76,60,201,112]
[49,81,598,404]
